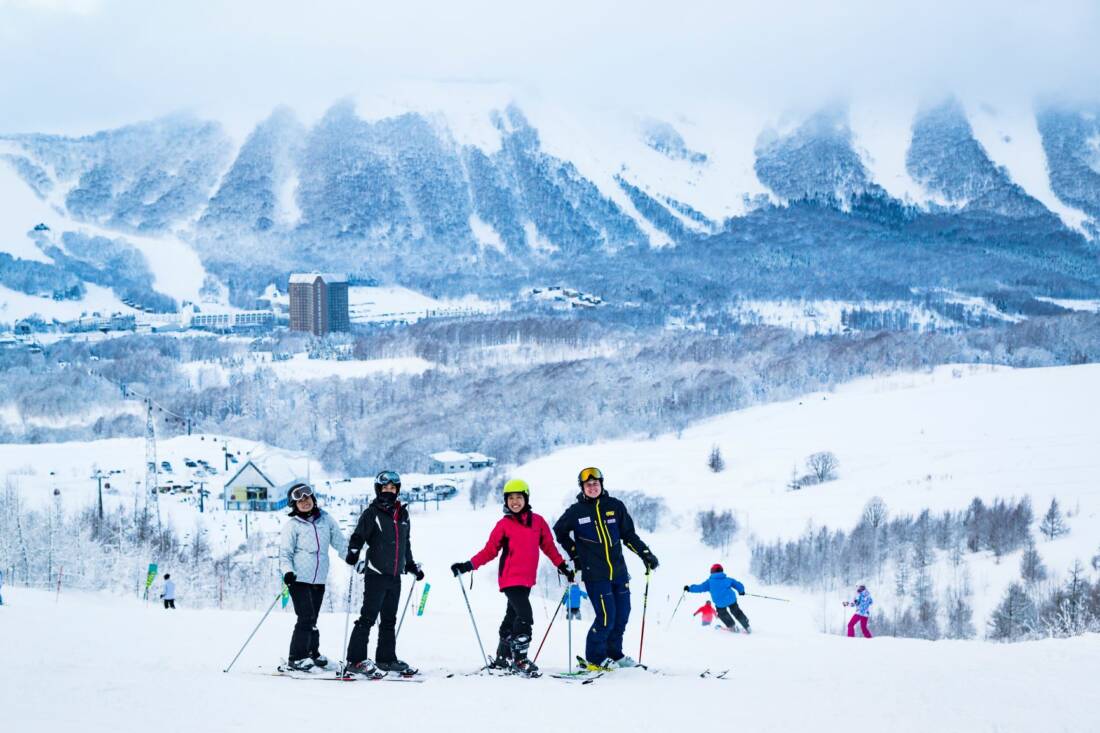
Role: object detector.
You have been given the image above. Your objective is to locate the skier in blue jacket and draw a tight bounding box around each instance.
[684,564,750,633]
[563,583,588,620]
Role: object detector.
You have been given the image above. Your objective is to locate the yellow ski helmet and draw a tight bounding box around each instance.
[502,478,530,497]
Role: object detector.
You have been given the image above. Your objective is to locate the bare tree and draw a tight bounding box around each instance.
[806,451,839,483]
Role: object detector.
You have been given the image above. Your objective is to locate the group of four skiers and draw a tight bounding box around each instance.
[279,465,873,679]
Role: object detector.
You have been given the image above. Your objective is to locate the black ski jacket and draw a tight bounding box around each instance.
[347,497,417,577]
[553,490,655,584]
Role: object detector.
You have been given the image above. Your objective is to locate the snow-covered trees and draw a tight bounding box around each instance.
[988,583,1038,641]
[696,509,738,551]
[944,587,976,640]
[707,444,725,473]
[1020,537,1048,585]
[1039,498,1068,540]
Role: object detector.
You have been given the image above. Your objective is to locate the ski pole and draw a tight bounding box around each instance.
[533,585,569,664]
[223,588,284,673]
[745,592,790,603]
[638,569,651,664]
[668,588,687,623]
[396,580,417,640]
[567,582,577,674]
[455,573,490,668]
[339,571,355,674]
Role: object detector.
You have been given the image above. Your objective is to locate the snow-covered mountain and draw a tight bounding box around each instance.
[2,91,1099,311]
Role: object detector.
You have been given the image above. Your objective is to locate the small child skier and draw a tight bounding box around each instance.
[563,583,588,620]
[693,600,716,626]
[451,479,574,677]
[684,563,751,633]
[843,584,873,638]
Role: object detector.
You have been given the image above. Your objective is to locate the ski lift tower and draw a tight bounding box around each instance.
[144,400,162,534]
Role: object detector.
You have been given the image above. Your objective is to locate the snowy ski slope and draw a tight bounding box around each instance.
[2,363,1100,731]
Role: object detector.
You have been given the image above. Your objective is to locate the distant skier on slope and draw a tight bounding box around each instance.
[563,583,588,620]
[693,600,716,626]
[451,479,573,678]
[553,466,660,670]
[278,482,348,672]
[160,574,176,609]
[343,470,424,677]
[684,564,750,633]
[844,584,873,638]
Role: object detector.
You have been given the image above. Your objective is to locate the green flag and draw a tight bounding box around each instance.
[145,563,158,589]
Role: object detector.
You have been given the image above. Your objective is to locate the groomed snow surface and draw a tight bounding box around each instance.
[3,363,1100,731]
[3,585,1097,733]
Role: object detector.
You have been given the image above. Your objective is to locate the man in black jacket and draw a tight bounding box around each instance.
[553,467,658,669]
[343,470,424,676]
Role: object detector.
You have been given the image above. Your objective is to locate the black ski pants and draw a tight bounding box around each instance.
[163,599,176,609]
[496,586,534,658]
[288,581,325,662]
[347,573,401,665]
[716,602,750,631]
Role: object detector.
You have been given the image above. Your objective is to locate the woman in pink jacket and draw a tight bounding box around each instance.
[451,479,574,677]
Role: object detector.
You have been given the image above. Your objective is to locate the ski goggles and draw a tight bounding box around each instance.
[375,470,401,488]
[578,467,603,483]
[289,484,314,502]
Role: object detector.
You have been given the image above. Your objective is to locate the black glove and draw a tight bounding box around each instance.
[642,551,659,571]
[345,550,359,567]
[738,590,745,596]
[683,585,690,592]
[557,562,575,583]
[409,562,425,581]
[283,571,296,586]
[451,561,473,576]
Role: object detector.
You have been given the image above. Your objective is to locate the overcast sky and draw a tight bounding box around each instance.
[1,0,1098,135]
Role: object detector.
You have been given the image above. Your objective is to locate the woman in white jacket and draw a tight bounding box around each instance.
[279,482,348,671]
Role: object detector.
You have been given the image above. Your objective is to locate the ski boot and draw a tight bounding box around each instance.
[577,656,613,672]
[343,659,385,680]
[377,659,418,676]
[311,654,329,669]
[283,657,316,673]
[508,634,541,677]
[610,655,637,668]
[486,635,513,671]
[510,656,541,678]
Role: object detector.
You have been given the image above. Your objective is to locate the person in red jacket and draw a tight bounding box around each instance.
[694,600,717,626]
[451,479,574,677]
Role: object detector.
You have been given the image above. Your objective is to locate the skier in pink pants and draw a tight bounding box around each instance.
[844,584,873,638]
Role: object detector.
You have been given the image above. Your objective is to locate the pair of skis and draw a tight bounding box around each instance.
[272,664,423,683]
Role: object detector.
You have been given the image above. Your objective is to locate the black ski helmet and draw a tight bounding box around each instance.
[577,466,604,488]
[374,470,401,497]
